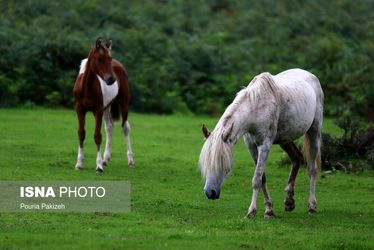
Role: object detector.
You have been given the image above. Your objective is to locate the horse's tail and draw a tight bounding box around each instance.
[110,99,121,121]
[302,135,321,173]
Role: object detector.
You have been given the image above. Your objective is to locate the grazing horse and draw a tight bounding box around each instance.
[199,69,323,218]
[73,37,134,173]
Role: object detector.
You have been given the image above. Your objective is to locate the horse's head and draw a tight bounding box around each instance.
[199,124,234,200]
[88,37,116,85]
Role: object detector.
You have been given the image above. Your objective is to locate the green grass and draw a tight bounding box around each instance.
[0,108,373,249]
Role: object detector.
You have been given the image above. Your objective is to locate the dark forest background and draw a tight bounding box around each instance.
[0,0,373,120]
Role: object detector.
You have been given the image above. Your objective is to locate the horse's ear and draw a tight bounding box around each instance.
[96,37,103,50]
[222,122,234,143]
[106,39,112,51]
[202,124,211,139]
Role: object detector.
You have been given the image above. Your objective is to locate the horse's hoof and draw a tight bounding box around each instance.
[102,155,110,166]
[246,209,256,219]
[284,198,295,212]
[96,167,104,174]
[264,210,276,219]
[128,161,135,168]
[75,164,83,170]
[308,208,317,213]
[285,204,295,212]
[308,200,317,213]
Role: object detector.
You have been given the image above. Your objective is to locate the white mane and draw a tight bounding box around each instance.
[199,126,233,178]
[79,58,88,75]
[245,72,279,105]
[199,72,279,178]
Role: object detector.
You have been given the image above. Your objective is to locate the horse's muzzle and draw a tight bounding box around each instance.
[205,188,220,200]
[105,76,116,85]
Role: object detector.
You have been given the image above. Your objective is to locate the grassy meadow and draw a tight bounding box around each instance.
[0,108,373,249]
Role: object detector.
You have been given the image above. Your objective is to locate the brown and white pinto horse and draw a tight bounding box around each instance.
[73,37,134,173]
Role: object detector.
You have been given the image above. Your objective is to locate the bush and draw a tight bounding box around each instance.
[279,118,374,172]
[321,118,374,172]
[0,0,373,118]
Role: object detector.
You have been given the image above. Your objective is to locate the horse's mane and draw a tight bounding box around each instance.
[199,72,280,179]
[199,126,233,178]
[245,72,280,106]
[78,48,97,89]
[219,72,279,127]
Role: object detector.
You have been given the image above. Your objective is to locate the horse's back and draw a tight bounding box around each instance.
[274,69,323,106]
[112,59,128,80]
[275,68,317,85]
[272,69,323,143]
[275,69,323,97]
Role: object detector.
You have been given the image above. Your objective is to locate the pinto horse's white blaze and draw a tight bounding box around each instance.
[199,68,323,218]
[96,75,119,108]
[79,59,119,108]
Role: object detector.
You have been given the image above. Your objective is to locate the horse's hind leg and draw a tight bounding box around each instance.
[244,134,274,218]
[123,121,134,167]
[121,107,134,167]
[103,109,113,166]
[304,125,322,213]
[280,142,303,211]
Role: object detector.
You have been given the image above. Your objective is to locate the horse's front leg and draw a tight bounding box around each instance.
[247,142,271,219]
[94,110,104,173]
[261,173,275,218]
[75,105,86,170]
[244,134,274,218]
[103,109,113,166]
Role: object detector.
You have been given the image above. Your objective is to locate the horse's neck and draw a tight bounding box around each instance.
[214,100,253,144]
[81,61,97,94]
[214,76,281,145]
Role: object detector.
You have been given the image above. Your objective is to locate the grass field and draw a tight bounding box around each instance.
[0,108,373,249]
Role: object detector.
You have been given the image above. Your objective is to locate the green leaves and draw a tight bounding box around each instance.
[0,0,373,119]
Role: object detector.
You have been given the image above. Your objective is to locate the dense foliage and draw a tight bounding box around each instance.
[321,118,374,172]
[0,0,373,117]
[278,118,374,172]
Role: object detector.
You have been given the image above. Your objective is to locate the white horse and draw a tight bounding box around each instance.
[199,68,323,219]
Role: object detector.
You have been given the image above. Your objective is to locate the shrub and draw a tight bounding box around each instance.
[321,118,374,172]
[278,118,374,173]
